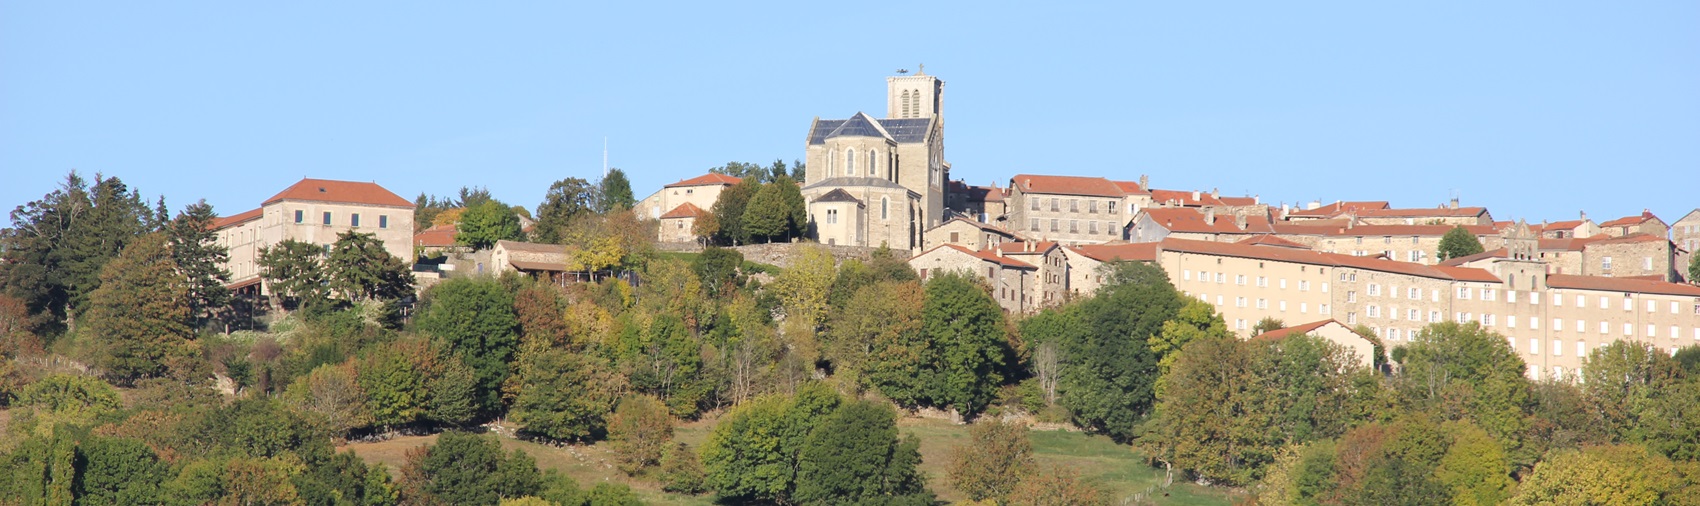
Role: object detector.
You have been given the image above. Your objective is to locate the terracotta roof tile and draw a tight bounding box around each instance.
[1141,207,1274,235]
[659,203,707,219]
[914,244,1037,269]
[994,241,1059,255]
[1253,319,1340,341]
[1592,233,1665,245]
[1010,174,1130,198]
[1148,189,1224,207]
[663,173,741,188]
[263,178,414,208]
[1314,224,1497,237]
[1067,243,1158,263]
[496,240,565,254]
[1112,180,1149,195]
[1356,207,1488,218]
[1546,274,1700,297]
[414,224,457,248]
[1438,248,1507,266]
[1237,234,1311,249]
[1287,201,1391,217]
[1157,238,1501,283]
[212,208,263,230]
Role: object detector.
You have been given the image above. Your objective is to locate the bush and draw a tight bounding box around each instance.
[608,394,673,474]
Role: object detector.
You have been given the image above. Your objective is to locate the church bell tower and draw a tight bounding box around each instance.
[886,66,943,120]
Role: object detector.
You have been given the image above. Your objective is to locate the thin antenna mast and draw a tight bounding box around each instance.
[602,137,609,178]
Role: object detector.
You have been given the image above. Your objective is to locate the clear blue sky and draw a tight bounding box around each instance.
[4,2,1697,225]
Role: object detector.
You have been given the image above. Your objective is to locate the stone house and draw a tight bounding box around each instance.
[993,241,1068,308]
[635,173,740,221]
[1672,209,1700,256]
[1061,243,1158,298]
[1253,320,1380,369]
[1127,207,1275,243]
[214,178,415,295]
[924,217,1020,252]
[657,203,707,244]
[1006,174,1148,245]
[909,244,1036,313]
[1599,210,1668,238]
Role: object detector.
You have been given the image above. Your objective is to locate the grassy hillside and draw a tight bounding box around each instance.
[340,416,1236,505]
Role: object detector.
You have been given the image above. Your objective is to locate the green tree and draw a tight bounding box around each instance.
[401,432,542,506]
[742,181,791,243]
[1579,340,1679,438]
[13,374,122,436]
[1056,262,1183,441]
[416,278,520,415]
[73,436,169,506]
[824,281,925,398]
[0,173,153,337]
[1149,299,1230,392]
[700,383,842,503]
[596,168,636,213]
[1250,316,1285,337]
[1509,444,1690,506]
[533,177,596,244]
[258,239,328,309]
[1398,322,1531,457]
[325,231,412,302]
[1436,226,1485,261]
[691,246,744,296]
[1689,252,1700,285]
[457,200,524,250]
[708,161,769,182]
[356,337,478,430]
[1434,421,1512,506]
[770,245,836,336]
[658,443,707,495]
[708,177,761,245]
[511,350,627,442]
[947,418,1035,502]
[84,233,195,384]
[166,200,230,328]
[794,400,929,505]
[922,271,1008,418]
[607,394,673,474]
[284,362,373,438]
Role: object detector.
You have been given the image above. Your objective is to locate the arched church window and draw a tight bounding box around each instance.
[869,150,877,176]
[847,150,855,176]
[902,90,912,118]
[827,149,835,177]
[882,197,889,221]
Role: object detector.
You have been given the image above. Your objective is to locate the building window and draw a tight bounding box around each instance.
[1088,200,1098,214]
[351,213,360,227]
[1530,339,1539,355]
[1109,201,1118,214]
[846,150,855,176]
[1299,281,1310,292]
[826,209,838,225]
[1089,221,1099,234]
[869,150,877,175]
[1600,321,1608,334]
[1553,340,1562,356]
[1368,283,1380,296]
[1507,291,1516,303]
[1050,219,1058,232]
[1602,256,1612,270]
[1577,341,1586,357]
[1031,198,1039,211]
[379,215,388,229]
[881,197,889,220]
[1237,275,1247,286]
[322,212,332,225]
[1508,315,1516,328]
[1030,219,1039,232]
[1050,198,1059,212]
[1069,220,1078,233]
[293,210,304,224]
[1069,199,1079,212]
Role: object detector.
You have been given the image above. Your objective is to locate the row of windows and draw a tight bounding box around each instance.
[293,210,389,229]
[1184,270,1325,293]
[1197,292,1327,315]
[1029,218,1119,236]
[1028,196,1120,215]
[825,148,885,179]
[1599,256,1656,271]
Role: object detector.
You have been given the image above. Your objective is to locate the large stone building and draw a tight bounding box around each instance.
[213,178,416,294]
[1005,174,1149,245]
[636,173,740,242]
[1599,211,1668,238]
[910,244,1036,313]
[802,72,949,250]
[1673,209,1700,254]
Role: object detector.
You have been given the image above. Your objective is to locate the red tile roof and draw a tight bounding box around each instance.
[1010,174,1130,198]
[1592,233,1665,245]
[1546,274,1700,297]
[1252,320,1341,341]
[1357,207,1488,218]
[1438,248,1508,266]
[1287,201,1391,217]
[1067,243,1159,263]
[1141,208,1274,235]
[414,224,457,248]
[1535,220,1585,232]
[994,241,1059,256]
[1218,196,1258,206]
[1237,234,1311,249]
[1313,224,1497,238]
[1112,180,1149,196]
[263,178,413,208]
[664,173,741,188]
[1149,189,1224,207]
[659,203,707,219]
[916,244,1036,269]
[211,208,263,230]
[1157,238,1501,283]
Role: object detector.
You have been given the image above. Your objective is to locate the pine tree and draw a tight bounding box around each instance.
[258,239,327,309]
[325,231,412,301]
[167,200,230,327]
[596,168,636,212]
[84,233,194,384]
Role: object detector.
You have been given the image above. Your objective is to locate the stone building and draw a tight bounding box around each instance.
[1006,174,1148,245]
[1599,210,1668,238]
[993,241,1068,308]
[1061,243,1158,298]
[1127,207,1274,243]
[657,203,707,244]
[923,217,1020,252]
[635,173,740,221]
[946,180,1008,224]
[1284,201,1391,222]
[803,72,948,249]
[214,178,415,294]
[1352,205,1493,226]
[1253,320,1380,369]
[910,244,1036,313]
[1673,209,1700,254]
[1288,223,1502,265]
[1530,213,1600,239]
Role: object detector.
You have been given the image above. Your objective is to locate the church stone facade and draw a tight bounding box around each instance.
[802,72,950,251]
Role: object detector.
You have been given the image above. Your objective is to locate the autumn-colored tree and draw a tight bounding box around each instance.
[284,362,373,438]
[13,374,123,437]
[658,442,707,495]
[1509,444,1693,505]
[1433,420,1512,506]
[512,283,569,351]
[1006,465,1106,506]
[823,281,925,397]
[220,457,304,506]
[608,394,674,474]
[84,233,196,384]
[770,244,835,338]
[947,418,1035,502]
[0,294,44,359]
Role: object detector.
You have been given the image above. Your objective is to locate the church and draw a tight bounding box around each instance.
[801,70,950,250]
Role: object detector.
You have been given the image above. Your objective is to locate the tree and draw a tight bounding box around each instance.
[511,350,627,442]
[1149,299,1230,391]
[708,177,761,245]
[1398,322,1532,457]
[947,419,1035,502]
[1006,465,1106,506]
[608,394,673,474]
[742,181,791,243]
[13,374,122,435]
[284,362,372,438]
[357,337,478,430]
[1054,262,1182,441]
[596,168,636,213]
[922,271,1008,418]
[416,278,521,415]
[1434,421,1512,506]
[770,245,836,336]
[709,161,770,182]
[74,436,169,506]
[84,233,196,383]
[258,239,328,309]
[166,200,230,327]
[658,443,707,495]
[1251,316,1285,337]
[401,432,542,505]
[700,384,842,503]
[533,178,596,243]
[1689,252,1700,285]
[1509,444,1689,505]
[824,281,925,399]
[794,400,929,505]
[1436,226,1485,261]
[692,247,743,296]
[457,200,524,250]
[0,173,154,336]
[325,231,412,302]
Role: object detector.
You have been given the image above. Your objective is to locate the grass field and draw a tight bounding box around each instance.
[340,416,1236,505]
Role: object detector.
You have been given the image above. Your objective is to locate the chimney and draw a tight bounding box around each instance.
[1449,196,1459,210]
[1205,207,1216,225]
[1139,174,1149,191]
[1308,199,1322,210]
[1212,188,1219,199]
[1026,241,1034,252]
[1281,203,1290,219]
[1192,190,1201,202]
[1580,210,1587,221]
[995,247,1004,258]
[1254,195,1260,205]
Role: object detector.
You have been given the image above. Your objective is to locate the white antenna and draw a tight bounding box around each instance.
[602,137,609,178]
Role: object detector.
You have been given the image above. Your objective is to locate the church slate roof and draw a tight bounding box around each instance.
[825,112,889,140]
[809,116,932,145]
[812,189,863,204]
[802,176,909,191]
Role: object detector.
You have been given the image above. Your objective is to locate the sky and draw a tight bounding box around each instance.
[3,2,1697,226]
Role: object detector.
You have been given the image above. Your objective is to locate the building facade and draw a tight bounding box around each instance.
[803,72,948,249]
[214,178,415,293]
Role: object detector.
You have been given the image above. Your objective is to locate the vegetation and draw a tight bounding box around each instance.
[1437,225,1486,260]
